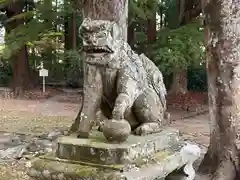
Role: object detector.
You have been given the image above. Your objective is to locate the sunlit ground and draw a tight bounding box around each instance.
[0,87,212,179]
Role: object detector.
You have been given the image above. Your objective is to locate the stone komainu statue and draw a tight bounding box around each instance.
[72,18,170,139]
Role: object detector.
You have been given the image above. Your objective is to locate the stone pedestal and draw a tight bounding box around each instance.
[28,128,201,180]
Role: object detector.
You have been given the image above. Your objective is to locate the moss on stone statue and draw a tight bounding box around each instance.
[41,153,125,171]
[31,150,171,179]
[33,160,98,179]
[154,151,170,161]
[56,128,180,165]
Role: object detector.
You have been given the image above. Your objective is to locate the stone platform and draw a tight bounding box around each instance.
[56,128,180,165]
[28,128,201,180]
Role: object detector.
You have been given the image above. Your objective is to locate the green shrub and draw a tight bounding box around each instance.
[187,66,207,92]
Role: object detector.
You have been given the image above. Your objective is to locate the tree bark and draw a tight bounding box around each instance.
[70,0,129,132]
[168,0,189,95]
[146,0,157,59]
[64,0,77,50]
[169,69,188,94]
[5,1,32,97]
[127,0,135,49]
[198,1,240,179]
[64,0,77,74]
[10,45,32,97]
[82,0,128,41]
[169,0,204,95]
[127,19,135,48]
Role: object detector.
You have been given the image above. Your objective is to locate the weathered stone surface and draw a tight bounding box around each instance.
[71,18,169,141]
[0,130,64,162]
[102,119,131,142]
[28,141,201,180]
[56,128,179,165]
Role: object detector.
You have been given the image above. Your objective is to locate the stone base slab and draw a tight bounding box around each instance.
[56,128,180,165]
[28,142,198,180]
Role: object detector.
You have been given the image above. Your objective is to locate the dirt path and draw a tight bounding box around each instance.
[0,98,210,145]
[0,97,211,180]
[0,98,79,117]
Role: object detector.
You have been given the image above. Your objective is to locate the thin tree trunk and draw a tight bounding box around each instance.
[70,13,77,50]
[127,0,135,49]
[146,0,156,59]
[168,0,189,95]
[169,0,204,95]
[159,0,164,28]
[147,8,156,42]
[127,20,135,48]
[198,1,240,179]
[64,0,77,50]
[169,69,188,94]
[64,0,77,75]
[5,1,32,97]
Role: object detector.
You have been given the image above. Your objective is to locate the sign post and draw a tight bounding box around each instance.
[39,62,48,93]
[43,75,45,93]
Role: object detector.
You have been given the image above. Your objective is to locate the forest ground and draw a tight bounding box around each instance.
[0,87,212,179]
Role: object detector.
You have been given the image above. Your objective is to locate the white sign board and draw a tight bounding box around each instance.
[39,68,48,77]
[39,68,48,93]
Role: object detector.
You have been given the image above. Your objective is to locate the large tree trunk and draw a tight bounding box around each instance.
[82,0,128,41]
[70,0,129,132]
[198,1,240,179]
[11,45,32,97]
[5,1,32,97]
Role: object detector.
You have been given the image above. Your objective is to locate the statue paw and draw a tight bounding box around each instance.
[134,124,150,136]
[134,123,161,136]
[102,119,131,142]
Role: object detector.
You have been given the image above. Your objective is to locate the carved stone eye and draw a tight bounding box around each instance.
[98,31,107,38]
[100,24,105,30]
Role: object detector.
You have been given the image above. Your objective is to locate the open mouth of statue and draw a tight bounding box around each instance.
[83,46,113,55]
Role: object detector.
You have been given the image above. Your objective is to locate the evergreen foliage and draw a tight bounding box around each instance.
[152,21,205,74]
[0,0,206,90]
[0,0,83,86]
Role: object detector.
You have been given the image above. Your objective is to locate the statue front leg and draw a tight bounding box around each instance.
[77,86,102,138]
[70,64,102,138]
[112,71,141,121]
[102,92,134,142]
[112,93,132,120]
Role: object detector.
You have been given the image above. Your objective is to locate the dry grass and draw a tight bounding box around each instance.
[0,101,210,180]
[0,166,30,180]
[0,109,74,180]
[0,110,73,135]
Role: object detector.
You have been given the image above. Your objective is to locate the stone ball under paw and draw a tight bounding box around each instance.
[102,119,131,143]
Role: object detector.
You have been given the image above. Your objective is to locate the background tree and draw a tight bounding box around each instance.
[0,0,83,94]
[198,0,240,179]
[166,0,204,95]
[0,0,208,97]
[128,0,206,93]
[1,0,34,97]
